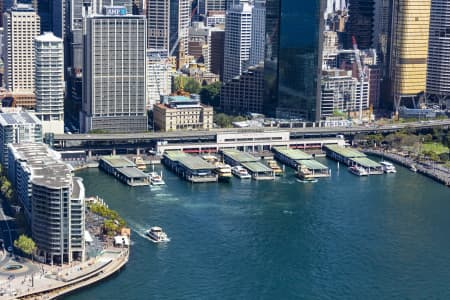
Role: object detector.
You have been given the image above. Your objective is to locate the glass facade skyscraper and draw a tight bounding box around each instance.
[264,0,325,121]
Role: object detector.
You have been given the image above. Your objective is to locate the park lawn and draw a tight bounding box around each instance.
[421,143,449,155]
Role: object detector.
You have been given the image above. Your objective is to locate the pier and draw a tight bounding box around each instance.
[221,149,274,180]
[325,145,383,175]
[272,147,330,178]
[364,149,450,187]
[162,151,218,183]
[99,156,150,186]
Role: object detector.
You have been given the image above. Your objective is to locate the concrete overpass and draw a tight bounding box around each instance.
[51,119,450,157]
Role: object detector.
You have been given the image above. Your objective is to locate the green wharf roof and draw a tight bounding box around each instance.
[351,157,382,168]
[273,147,312,160]
[164,151,215,170]
[241,162,273,173]
[222,149,258,163]
[297,159,329,170]
[117,167,148,178]
[325,145,366,158]
[101,156,135,168]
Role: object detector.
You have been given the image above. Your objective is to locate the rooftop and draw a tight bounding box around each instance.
[351,157,382,168]
[9,143,73,189]
[117,167,149,179]
[241,162,273,173]
[298,159,329,170]
[35,32,63,43]
[222,149,259,163]
[325,145,366,158]
[100,156,136,168]
[0,112,41,127]
[164,151,215,170]
[273,147,313,160]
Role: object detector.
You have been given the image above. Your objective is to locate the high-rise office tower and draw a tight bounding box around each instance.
[2,4,40,94]
[249,1,265,66]
[51,0,66,38]
[264,0,325,120]
[66,0,94,127]
[81,8,147,133]
[345,0,375,49]
[373,0,392,81]
[37,0,52,32]
[146,0,170,51]
[169,0,190,58]
[209,26,225,79]
[389,0,431,111]
[147,49,173,110]
[223,1,252,82]
[35,32,65,134]
[198,0,227,15]
[146,0,190,59]
[426,0,450,106]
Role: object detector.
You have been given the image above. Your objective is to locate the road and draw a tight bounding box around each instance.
[54,119,450,142]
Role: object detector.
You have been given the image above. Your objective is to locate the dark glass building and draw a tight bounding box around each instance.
[264,0,325,121]
[345,0,375,49]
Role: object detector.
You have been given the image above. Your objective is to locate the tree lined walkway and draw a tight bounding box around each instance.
[364,149,450,187]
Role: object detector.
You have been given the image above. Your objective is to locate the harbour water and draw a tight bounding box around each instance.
[68,159,450,299]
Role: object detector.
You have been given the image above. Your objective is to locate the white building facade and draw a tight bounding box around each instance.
[223,2,253,82]
[35,32,64,134]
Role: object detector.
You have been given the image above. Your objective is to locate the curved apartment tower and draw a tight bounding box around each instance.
[426,0,450,106]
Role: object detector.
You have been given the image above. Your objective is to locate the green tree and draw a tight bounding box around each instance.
[199,82,221,107]
[14,234,36,259]
[174,76,201,94]
[214,113,232,128]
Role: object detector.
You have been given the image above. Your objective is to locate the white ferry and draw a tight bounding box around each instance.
[214,162,233,181]
[149,171,165,186]
[231,166,251,179]
[146,226,170,243]
[348,165,369,176]
[267,160,283,176]
[380,161,397,173]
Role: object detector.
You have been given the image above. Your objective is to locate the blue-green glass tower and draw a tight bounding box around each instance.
[264,0,325,121]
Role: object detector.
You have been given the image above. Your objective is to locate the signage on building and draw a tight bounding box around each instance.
[105,6,127,16]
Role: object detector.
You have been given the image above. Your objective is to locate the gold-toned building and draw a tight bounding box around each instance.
[390,0,431,111]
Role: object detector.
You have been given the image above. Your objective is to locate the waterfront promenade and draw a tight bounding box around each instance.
[0,247,128,299]
[364,149,450,187]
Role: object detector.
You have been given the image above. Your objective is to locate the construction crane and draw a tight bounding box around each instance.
[352,36,366,122]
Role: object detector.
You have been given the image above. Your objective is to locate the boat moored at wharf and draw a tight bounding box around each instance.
[324,145,383,175]
[221,149,274,180]
[162,151,218,183]
[272,147,330,180]
[99,156,150,186]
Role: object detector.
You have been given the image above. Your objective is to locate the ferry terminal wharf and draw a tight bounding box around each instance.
[364,149,450,187]
[272,147,330,178]
[221,149,274,180]
[99,156,149,186]
[324,145,383,175]
[162,151,218,183]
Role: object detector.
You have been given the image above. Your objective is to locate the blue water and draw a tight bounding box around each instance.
[67,160,450,299]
